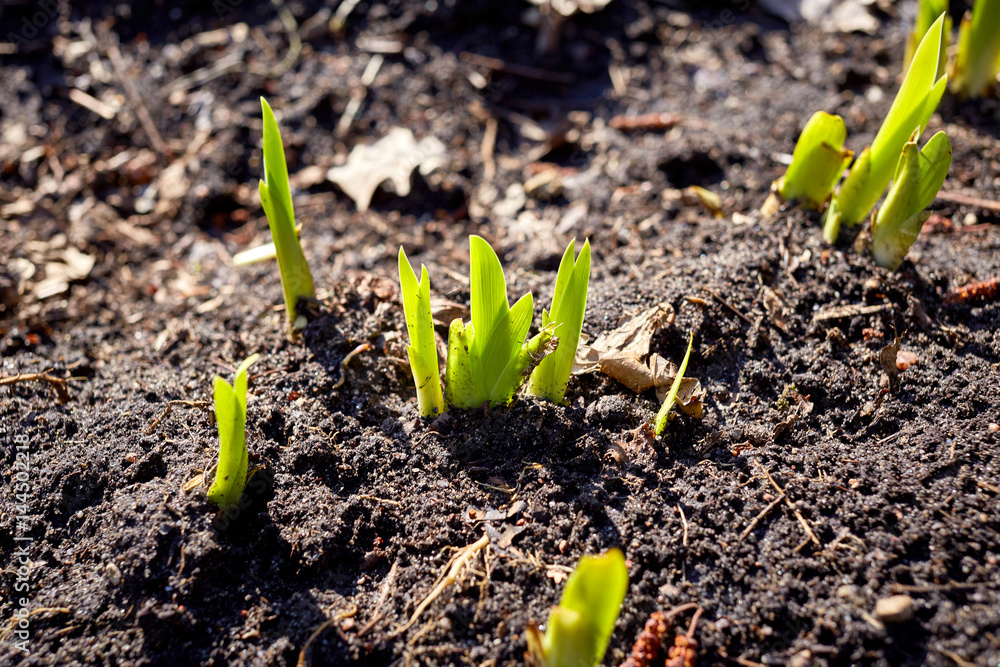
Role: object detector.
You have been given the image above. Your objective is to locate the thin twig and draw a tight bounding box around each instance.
[460,52,574,85]
[737,493,786,542]
[677,505,689,547]
[297,605,357,667]
[0,371,74,404]
[390,534,490,638]
[145,400,212,435]
[332,343,372,390]
[935,190,1000,212]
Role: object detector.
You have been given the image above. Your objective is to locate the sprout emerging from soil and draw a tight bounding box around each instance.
[525,548,629,667]
[445,236,558,409]
[654,332,694,437]
[763,111,853,214]
[259,97,316,337]
[869,130,952,270]
[207,354,259,510]
[950,0,1000,99]
[823,14,948,243]
[526,238,591,404]
[398,246,445,417]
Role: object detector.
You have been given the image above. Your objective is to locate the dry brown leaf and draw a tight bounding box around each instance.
[880,336,903,393]
[327,127,448,212]
[574,302,675,373]
[762,287,788,331]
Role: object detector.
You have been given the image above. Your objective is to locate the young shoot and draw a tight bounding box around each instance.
[950,0,1000,99]
[446,236,558,409]
[208,354,260,510]
[764,111,852,214]
[259,97,316,337]
[870,130,952,270]
[654,332,694,437]
[824,14,948,243]
[905,0,950,74]
[398,246,445,417]
[526,548,629,667]
[526,239,591,404]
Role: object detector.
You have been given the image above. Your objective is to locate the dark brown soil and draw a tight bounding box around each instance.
[2,1,999,666]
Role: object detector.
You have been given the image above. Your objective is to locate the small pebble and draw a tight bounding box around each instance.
[875,595,914,623]
[895,350,918,371]
[988,423,999,433]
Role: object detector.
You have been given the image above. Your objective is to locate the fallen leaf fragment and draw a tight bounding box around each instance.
[879,336,903,393]
[762,287,788,331]
[327,127,448,212]
[575,302,675,373]
[33,247,96,299]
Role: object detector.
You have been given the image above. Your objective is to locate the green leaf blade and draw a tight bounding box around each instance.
[542,548,629,667]
[654,332,694,436]
[398,247,444,416]
[445,318,479,409]
[259,97,316,334]
[872,131,951,270]
[527,239,591,403]
[831,14,948,230]
[778,112,852,210]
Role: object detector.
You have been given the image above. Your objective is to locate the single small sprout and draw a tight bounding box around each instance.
[763,111,852,214]
[207,354,259,510]
[398,246,445,417]
[824,14,948,242]
[950,0,1000,99]
[259,97,316,337]
[905,0,950,73]
[446,236,558,409]
[526,548,629,667]
[526,239,591,404]
[870,129,952,270]
[653,332,694,437]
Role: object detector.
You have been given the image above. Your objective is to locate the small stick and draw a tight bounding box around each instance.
[482,117,498,182]
[737,493,786,542]
[460,52,575,85]
[297,605,357,667]
[943,277,1000,305]
[677,505,689,547]
[934,190,1000,212]
[705,289,753,325]
[0,371,73,404]
[145,400,212,435]
[332,343,372,390]
[390,534,490,638]
[610,112,681,132]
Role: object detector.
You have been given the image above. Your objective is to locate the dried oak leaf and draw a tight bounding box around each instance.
[327,127,448,212]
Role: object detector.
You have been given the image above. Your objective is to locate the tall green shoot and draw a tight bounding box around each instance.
[870,130,952,270]
[951,0,1000,98]
[398,247,444,417]
[824,14,948,242]
[526,549,629,667]
[445,236,557,409]
[259,97,316,337]
[527,239,591,404]
[208,354,259,510]
[654,332,694,436]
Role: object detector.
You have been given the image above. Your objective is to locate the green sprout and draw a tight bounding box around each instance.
[823,14,948,243]
[526,548,629,667]
[905,0,950,74]
[870,130,952,270]
[207,354,260,510]
[526,239,592,404]
[654,332,694,437]
[259,97,316,337]
[398,246,445,417]
[445,236,557,409]
[767,111,853,212]
[951,0,1000,99]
